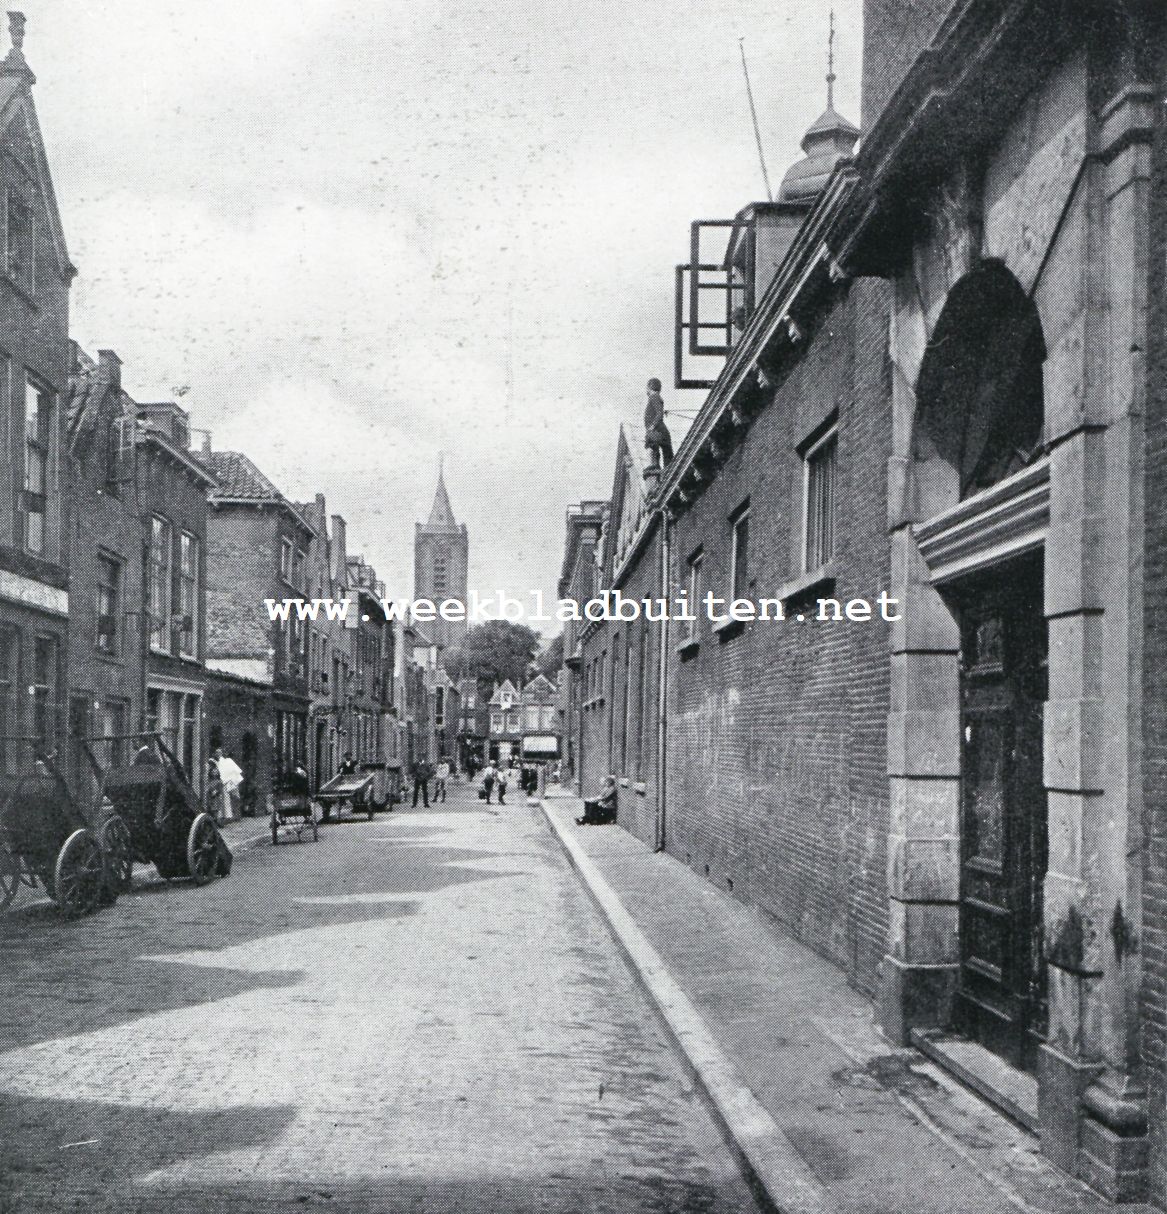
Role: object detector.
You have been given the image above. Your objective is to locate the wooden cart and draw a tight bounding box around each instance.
[101,734,230,885]
[271,769,318,845]
[0,740,132,917]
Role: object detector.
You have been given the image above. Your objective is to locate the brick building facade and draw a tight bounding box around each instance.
[204,450,314,811]
[0,18,73,780]
[558,1,1167,1203]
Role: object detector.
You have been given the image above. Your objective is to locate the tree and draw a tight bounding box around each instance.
[442,620,540,689]
[535,633,563,680]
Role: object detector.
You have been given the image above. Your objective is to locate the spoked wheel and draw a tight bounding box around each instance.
[53,829,105,918]
[99,815,134,896]
[0,844,20,910]
[187,812,220,885]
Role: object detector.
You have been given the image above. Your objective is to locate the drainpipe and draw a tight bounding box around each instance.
[655,506,670,853]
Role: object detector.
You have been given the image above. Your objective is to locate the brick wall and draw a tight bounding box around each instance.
[608,525,662,848]
[665,279,893,994]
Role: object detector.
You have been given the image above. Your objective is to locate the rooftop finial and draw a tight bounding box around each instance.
[8,11,23,53]
[826,7,836,110]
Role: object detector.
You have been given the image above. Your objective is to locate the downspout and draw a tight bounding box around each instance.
[655,505,670,853]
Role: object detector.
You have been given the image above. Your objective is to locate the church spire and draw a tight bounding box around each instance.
[427,463,456,528]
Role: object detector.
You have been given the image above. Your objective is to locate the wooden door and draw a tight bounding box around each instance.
[953,554,1048,1071]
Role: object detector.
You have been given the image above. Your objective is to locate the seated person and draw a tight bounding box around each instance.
[576,776,618,826]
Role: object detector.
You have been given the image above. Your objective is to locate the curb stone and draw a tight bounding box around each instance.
[539,798,837,1214]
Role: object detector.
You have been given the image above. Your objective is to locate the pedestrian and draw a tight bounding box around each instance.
[576,776,618,826]
[482,761,497,804]
[339,751,358,776]
[206,747,225,823]
[435,756,449,802]
[218,751,244,822]
[411,757,430,808]
[497,766,508,806]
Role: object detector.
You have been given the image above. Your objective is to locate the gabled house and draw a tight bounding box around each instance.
[203,449,315,809]
[575,423,664,844]
[65,345,142,798]
[0,15,75,775]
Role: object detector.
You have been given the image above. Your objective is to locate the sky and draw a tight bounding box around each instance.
[27,0,862,633]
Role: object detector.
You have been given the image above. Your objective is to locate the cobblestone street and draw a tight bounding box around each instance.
[0,785,758,1213]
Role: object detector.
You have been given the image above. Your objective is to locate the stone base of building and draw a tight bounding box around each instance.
[876,955,958,1047]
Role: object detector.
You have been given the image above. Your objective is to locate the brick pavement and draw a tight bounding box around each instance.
[0,785,760,1213]
[542,792,1138,1214]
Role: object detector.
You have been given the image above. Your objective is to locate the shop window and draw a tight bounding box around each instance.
[32,634,58,751]
[0,627,17,775]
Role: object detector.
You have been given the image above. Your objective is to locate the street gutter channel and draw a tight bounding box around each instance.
[538,797,836,1214]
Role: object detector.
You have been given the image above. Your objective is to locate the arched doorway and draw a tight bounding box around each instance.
[913,261,1050,1071]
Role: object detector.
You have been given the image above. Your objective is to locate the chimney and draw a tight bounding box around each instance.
[0,12,33,83]
[97,349,122,388]
[201,431,212,456]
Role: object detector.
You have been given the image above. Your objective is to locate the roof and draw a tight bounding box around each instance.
[779,104,860,204]
[428,470,456,528]
[206,450,315,535]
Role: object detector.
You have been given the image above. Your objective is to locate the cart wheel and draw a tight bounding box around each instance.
[0,844,20,910]
[99,815,134,895]
[53,829,105,918]
[187,813,220,885]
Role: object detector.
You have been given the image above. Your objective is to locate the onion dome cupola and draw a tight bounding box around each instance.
[778,12,859,203]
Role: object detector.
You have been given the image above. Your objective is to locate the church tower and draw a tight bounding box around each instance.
[414,465,469,650]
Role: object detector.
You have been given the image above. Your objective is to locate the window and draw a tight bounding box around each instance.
[181,693,199,779]
[541,704,556,731]
[148,516,172,652]
[525,704,539,731]
[98,699,130,769]
[685,551,704,641]
[635,621,648,780]
[32,635,58,751]
[0,627,16,775]
[730,504,750,600]
[106,414,133,495]
[178,532,199,658]
[23,377,52,555]
[280,538,293,582]
[6,191,32,292]
[95,553,122,656]
[803,427,837,572]
[433,554,448,593]
[293,548,305,591]
[490,710,501,735]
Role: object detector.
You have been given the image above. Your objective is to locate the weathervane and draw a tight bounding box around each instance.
[827,8,836,109]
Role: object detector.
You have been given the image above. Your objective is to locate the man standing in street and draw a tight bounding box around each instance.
[434,756,449,803]
[411,757,430,808]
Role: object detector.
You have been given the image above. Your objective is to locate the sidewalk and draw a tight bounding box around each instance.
[541,792,1133,1214]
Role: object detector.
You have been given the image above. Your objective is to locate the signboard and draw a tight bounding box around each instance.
[523,735,559,756]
